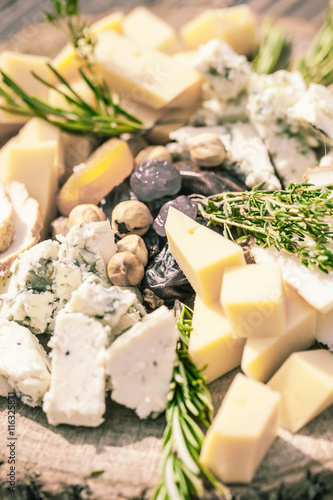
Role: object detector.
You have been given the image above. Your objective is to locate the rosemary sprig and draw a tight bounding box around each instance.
[252,18,290,75]
[153,304,229,500]
[193,183,333,274]
[0,65,143,136]
[296,1,333,86]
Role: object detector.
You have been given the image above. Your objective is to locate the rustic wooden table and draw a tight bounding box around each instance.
[0,1,332,500]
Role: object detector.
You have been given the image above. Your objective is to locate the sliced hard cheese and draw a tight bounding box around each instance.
[200,373,280,483]
[267,350,333,433]
[43,311,109,427]
[0,182,14,252]
[122,6,180,54]
[51,11,124,83]
[189,297,245,384]
[316,309,333,349]
[0,182,42,272]
[180,5,258,56]
[94,30,202,110]
[242,287,317,382]
[165,207,245,304]
[220,264,286,338]
[252,245,333,314]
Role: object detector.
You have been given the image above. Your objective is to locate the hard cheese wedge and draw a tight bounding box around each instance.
[220,263,286,338]
[94,30,202,110]
[189,296,245,384]
[316,309,333,349]
[267,350,333,433]
[200,373,280,483]
[165,207,245,304]
[242,287,317,382]
[122,6,180,54]
[180,5,258,56]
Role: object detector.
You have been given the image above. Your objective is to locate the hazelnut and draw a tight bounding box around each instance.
[189,133,226,167]
[51,216,70,239]
[107,251,144,286]
[135,146,172,169]
[69,204,106,227]
[116,234,148,266]
[143,289,164,310]
[111,200,153,238]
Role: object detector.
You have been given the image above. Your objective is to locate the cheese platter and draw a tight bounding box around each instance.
[0,1,332,499]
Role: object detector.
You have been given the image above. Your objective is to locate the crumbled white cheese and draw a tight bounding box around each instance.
[43,311,110,427]
[106,306,178,419]
[0,319,50,406]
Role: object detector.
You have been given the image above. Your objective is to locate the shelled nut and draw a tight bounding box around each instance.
[134,145,172,168]
[68,204,106,227]
[107,251,144,286]
[189,133,226,167]
[111,200,153,238]
[116,234,148,266]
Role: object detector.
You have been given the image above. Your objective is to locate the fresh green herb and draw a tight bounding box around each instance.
[0,65,143,136]
[153,304,229,500]
[193,183,333,274]
[252,18,290,75]
[87,469,105,478]
[296,1,333,86]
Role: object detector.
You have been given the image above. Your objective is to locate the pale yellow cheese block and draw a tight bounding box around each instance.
[267,350,333,433]
[189,296,245,384]
[172,50,199,66]
[0,141,58,231]
[220,263,287,338]
[51,11,124,83]
[94,31,202,110]
[241,287,317,382]
[316,309,333,349]
[200,373,280,483]
[180,5,259,56]
[122,6,180,55]
[165,207,245,304]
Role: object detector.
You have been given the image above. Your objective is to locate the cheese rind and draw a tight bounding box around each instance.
[43,311,110,427]
[220,263,286,338]
[267,350,333,433]
[200,373,280,483]
[106,306,178,418]
[189,297,245,383]
[165,207,245,304]
[242,287,317,382]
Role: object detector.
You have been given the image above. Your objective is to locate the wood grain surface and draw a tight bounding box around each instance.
[0,2,333,500]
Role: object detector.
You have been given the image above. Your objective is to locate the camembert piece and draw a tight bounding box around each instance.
[122,6,180,54]
[267,350,333,433]
[180,5,258,56]
[189,297,245,384]
[106,306,178,419]
[0,319,50,406]
[200,373,280,483]
[94,30,202,110]
[165,207,245,304]
[43,311,110,426]
[220,263,286,338]
[242,287,317,382]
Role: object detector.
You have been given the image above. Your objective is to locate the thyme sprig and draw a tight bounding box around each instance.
[193,183,333,274]
[0,65,143,136]
[153,304,229,500]
[252,18,290,75]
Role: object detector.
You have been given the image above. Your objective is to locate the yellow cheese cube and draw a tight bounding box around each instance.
[189,297,245,383]
[0,141,58,230]
[48,81,96,111]
[52,11,124,83]
[242,287,317,382]
[180,5,258,56]
[172,50,199,66]
[200,373,280,483]
[267,350,333,433]
[94,31,202,110]
[220,264,286,338]
[122,6,180,55]
[165,207,245,304]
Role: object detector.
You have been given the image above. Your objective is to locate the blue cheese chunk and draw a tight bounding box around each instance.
[59,221,117,285]
[106,306,178,419]
[0,319,50,406]
[65,277,146,338]
[43,311,110,427]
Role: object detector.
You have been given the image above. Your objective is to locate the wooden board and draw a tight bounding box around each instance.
[0,3,333,499]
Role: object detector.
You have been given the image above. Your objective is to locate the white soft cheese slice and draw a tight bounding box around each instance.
[252,245,333,314]
[43,311,110,427]
[106,306,178,418]
[0,319,50,406]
